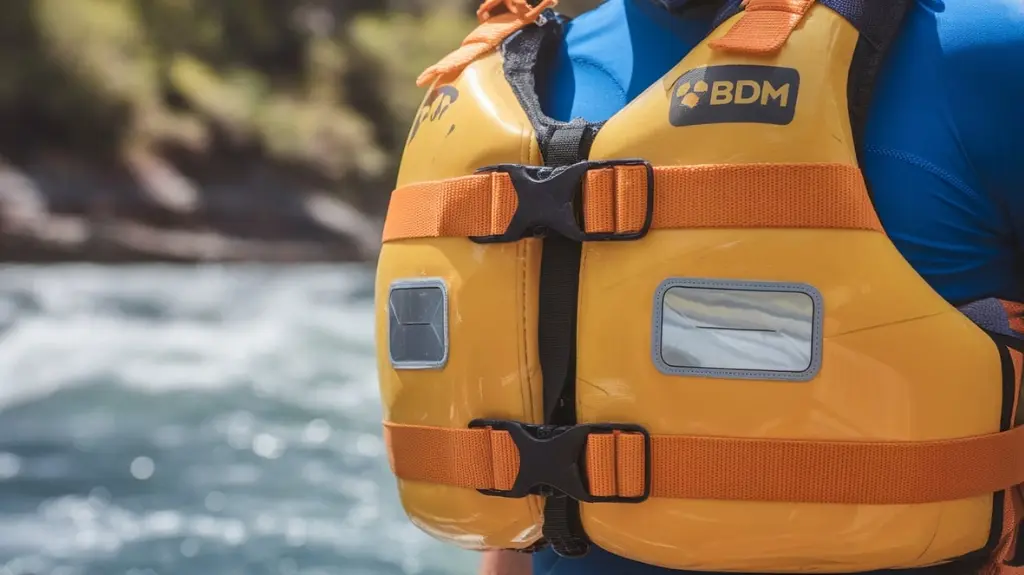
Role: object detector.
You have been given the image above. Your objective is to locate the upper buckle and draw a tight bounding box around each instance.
[468,419,652,504]
[469,159,655,244]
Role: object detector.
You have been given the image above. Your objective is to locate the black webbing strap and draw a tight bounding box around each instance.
[537,118,590,559]
[502,19,597,559]
[540,118,587,425]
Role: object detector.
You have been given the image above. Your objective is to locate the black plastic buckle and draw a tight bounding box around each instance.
[468,419,652,504]
[469,159,655,244]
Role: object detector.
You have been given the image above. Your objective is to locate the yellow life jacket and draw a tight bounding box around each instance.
[374,0,1024,573]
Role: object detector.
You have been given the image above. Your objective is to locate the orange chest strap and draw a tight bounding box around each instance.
[381,162,882,244]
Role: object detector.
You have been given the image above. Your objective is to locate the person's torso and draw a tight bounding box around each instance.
[529,1,1024,573]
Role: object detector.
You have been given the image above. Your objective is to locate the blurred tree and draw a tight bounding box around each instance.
[0,0,603,210]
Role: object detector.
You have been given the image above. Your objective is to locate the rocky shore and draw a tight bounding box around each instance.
[0,152,384,264]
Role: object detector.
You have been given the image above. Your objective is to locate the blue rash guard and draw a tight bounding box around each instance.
[532,0,1024,574]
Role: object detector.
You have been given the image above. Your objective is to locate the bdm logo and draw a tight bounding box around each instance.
[669,65,800,127]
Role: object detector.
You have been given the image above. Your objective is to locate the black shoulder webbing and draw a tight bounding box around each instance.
[539,119,587,425]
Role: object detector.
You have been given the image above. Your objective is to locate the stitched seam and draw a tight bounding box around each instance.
[863,145,987,206]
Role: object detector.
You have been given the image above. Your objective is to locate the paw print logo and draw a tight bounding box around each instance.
[675,80,709,108]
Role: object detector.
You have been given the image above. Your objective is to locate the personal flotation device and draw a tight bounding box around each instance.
[374,0,1024,573]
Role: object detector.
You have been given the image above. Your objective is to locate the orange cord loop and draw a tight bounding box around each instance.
[477,0,556,23]
[416,0,558,88]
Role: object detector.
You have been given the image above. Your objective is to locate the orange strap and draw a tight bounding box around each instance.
[382,163,882,243]
[417,0,558,88]
[709,0,816,55]
[1002,299,1024,335]
[384,421,1024,505]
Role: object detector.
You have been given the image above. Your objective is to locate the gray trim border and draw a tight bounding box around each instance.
[388,277,449,371]
[651,278,824,382]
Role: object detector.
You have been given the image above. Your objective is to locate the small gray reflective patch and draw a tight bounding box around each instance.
[388,278,448,370]
[652,278,823,381]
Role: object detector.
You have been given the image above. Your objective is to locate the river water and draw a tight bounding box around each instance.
[0,265,478,575]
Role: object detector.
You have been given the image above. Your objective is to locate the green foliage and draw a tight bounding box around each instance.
[350,8,477,142]
[0,0,478,184]
[1,0,603,190]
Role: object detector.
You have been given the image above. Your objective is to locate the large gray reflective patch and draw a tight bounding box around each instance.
[652,278,823,381]
[388,278,448,370]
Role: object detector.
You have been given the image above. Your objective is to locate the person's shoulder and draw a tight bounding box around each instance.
[868,0,1024,156]
[909,0,1024,168]
[905,0,1024,81]
[560,0,630,36]
[927,0,1024,50]
[878,0,1018,67]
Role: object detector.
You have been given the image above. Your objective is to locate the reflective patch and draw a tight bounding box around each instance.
[388,278,448,370]
[652,278,823,381]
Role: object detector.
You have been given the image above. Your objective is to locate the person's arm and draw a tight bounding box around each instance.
[857,0,1024,305]
[479,550,533,575]
[935,0,1024,261]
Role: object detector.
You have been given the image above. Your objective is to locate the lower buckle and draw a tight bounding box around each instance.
[468,419,652,504]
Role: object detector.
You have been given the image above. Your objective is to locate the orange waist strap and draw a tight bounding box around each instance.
[384,420,1024,505]
[382,162,883,243]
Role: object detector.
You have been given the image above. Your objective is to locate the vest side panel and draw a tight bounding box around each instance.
[376,52,546,550]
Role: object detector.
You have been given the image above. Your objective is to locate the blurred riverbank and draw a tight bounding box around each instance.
[0,157,384,263]
[0,0,599,263]
[0,0,477,263]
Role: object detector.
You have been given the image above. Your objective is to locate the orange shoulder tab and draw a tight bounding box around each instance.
[416,0,558,88]
[709,0,816,55]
